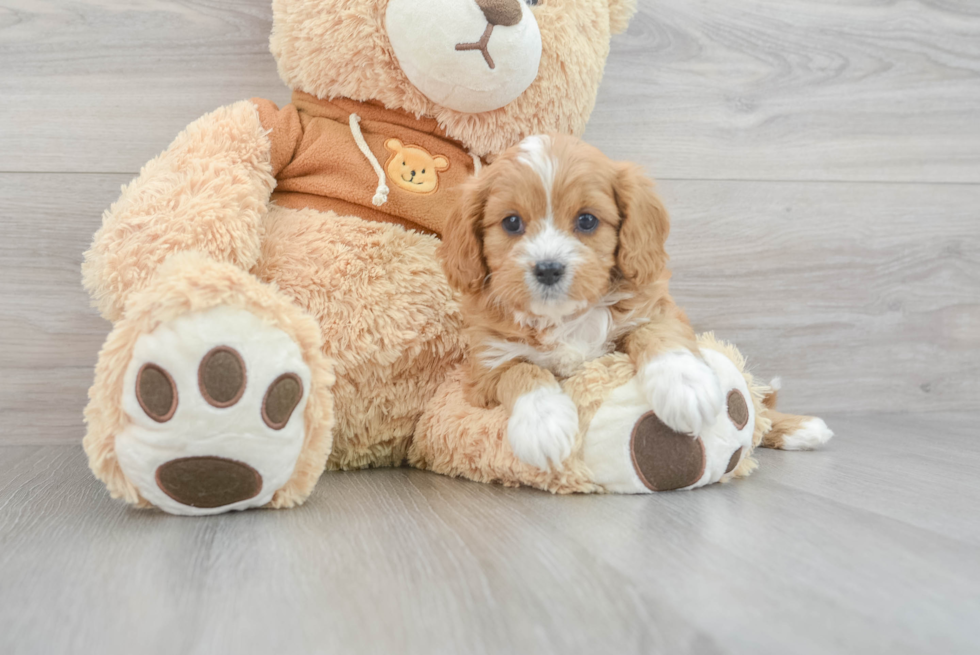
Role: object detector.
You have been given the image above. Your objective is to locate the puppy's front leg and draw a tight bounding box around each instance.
[473,361,579,470]
[623,312,723,436]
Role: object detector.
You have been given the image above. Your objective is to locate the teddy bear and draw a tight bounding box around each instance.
[81,0,831,515]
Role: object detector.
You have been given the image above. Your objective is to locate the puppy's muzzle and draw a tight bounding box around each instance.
[534,260,566,287]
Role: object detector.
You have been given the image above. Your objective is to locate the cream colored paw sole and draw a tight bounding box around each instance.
[582,349,755,493]
[116,307,310,516]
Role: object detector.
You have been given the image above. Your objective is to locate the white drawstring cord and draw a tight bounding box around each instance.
[349,113,389,206]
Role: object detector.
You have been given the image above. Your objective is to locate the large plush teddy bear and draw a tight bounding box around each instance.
[82,0,831,515]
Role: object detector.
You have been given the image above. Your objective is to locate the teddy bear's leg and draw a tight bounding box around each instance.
[577,344,762,493]
[83,100,275,323]
[411,336,763,494]
[755,378,834,450]
[252,206,466,470]
[84,252,334,514]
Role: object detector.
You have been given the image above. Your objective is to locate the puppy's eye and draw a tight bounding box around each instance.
[576,213,599,233]
[501,215,525,235]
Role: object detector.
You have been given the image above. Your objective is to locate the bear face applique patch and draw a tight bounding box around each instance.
[384,138,450,194]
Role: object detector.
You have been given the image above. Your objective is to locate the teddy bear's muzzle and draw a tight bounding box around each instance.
[385,0,542,114]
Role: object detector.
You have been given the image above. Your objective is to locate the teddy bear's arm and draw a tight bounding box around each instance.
[82,100,279,322]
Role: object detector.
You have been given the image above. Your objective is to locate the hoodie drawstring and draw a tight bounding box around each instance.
[349,113,389,207]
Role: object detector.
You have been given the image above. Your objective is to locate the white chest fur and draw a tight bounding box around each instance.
[481,305,637,378]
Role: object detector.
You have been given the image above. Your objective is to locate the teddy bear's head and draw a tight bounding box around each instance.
[271,0,638,157]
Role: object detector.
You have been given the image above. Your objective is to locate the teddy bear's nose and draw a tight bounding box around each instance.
[475,0,523,27]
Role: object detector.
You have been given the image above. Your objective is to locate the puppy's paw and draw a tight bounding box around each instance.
[641,350,724,436]
[507,385,579,470]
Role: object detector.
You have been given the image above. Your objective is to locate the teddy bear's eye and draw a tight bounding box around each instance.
[422,169,426,174]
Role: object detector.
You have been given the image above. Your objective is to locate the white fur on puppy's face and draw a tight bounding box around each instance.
[478,135,624,323]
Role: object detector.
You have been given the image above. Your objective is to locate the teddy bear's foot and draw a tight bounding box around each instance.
[628,412,706,491]
[116,306,312,515]
[582,349,755,493]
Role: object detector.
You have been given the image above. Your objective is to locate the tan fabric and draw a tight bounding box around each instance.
[253,92,481,236]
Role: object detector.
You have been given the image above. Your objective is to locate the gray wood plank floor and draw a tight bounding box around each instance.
[2,1,979,653]
[2,413,979,655]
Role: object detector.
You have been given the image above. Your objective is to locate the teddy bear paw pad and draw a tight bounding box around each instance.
[155,456,262,509]
[116,306,311,515]
[630,412,706,491]
[581,349,758,493]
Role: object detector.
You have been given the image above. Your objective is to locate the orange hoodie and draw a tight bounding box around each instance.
[253,91,482,237]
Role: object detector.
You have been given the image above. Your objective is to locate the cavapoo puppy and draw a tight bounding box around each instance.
[439,134,723,470]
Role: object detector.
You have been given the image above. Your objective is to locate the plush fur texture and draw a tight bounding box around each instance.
[253,205,465,471]
[83,101,275,323]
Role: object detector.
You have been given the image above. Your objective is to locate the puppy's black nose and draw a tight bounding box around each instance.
[534,261,566,287]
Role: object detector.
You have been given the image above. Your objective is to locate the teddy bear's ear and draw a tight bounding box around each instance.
[385,138,403,153]
[608,0,638,34]
[613,162,669,288]
[433,155,450,172]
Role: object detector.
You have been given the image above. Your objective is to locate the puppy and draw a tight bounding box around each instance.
[439,134,723,470]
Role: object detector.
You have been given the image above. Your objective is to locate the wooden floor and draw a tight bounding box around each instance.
[1,1,979,653]
[2,413,980,654]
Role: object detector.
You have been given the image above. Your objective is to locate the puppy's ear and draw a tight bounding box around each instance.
[613,163,669,288]
[439,175,489,294]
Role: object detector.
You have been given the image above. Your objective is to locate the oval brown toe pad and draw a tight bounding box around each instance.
[199,346,246,408]
[262,373,303,430]
[630,412,706,491]
[155,456,262,508]
[136,363,178,422]
[725,447,744,474]
[727,389,749,430]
